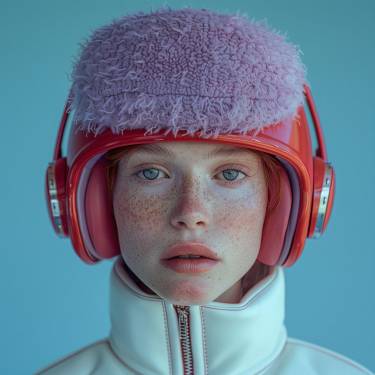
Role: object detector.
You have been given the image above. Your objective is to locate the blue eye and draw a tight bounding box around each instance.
[138,168,164,180]
[221,169,245,182]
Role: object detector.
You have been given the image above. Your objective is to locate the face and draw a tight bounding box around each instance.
[112,141,268,306]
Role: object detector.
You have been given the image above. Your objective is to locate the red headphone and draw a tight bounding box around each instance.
[46,84,335,267]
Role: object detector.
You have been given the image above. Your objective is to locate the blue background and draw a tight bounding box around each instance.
[1,1,374,374]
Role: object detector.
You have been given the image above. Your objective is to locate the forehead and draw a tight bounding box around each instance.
[123,141,260,161]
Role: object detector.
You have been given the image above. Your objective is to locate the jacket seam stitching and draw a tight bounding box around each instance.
[203,271,277,312]
[200,307,209,375]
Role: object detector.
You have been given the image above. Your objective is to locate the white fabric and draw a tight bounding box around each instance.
[36,258,373,375]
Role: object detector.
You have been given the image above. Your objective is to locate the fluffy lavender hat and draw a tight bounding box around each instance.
[68,6,307,138]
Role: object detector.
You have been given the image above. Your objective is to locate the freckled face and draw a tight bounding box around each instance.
[112,142,268,305]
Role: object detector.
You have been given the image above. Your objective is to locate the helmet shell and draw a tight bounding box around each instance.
[64,104,314,266]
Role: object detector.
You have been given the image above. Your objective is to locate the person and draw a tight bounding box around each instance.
[37,6,373,375]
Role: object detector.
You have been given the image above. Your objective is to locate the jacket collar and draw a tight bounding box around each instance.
[109,257,287,375]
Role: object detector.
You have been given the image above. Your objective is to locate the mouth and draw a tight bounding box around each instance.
[160,242,220,273]
[161,257,219,273]
[168,255,210,259]
[161,242,220,261]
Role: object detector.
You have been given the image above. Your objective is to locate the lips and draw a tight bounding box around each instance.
[161,242,220,261]
[161,242,220,274]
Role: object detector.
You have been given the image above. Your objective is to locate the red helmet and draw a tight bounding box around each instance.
[45,84,335,267]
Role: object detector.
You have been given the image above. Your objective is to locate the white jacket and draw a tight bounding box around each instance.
[36,258,373,375]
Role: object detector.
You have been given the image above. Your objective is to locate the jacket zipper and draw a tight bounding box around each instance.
[174,305,194,375]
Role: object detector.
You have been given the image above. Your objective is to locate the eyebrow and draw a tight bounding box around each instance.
[126,143,255,160]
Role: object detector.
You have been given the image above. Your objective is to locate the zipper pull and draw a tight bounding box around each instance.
[176,305,189,324]
[174,305,194,375]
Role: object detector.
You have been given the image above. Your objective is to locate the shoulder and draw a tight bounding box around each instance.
[34,338,126,375]
[267,337,373,375]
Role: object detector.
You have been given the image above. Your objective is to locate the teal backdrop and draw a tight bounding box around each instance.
[1,1,374,374]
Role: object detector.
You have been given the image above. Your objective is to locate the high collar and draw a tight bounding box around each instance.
[109,257,287,375]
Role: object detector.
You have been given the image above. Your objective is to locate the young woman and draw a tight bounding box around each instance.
[38,6,373,375]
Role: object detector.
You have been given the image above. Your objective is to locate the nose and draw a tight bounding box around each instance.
[170,176,210,230]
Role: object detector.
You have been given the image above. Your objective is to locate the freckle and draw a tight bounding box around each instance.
[117,190,170,231]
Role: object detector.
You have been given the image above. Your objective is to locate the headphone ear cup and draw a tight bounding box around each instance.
[308,157,335,238]
[45,158,69,237]
[257,165,293,266]
[84,158,121,259]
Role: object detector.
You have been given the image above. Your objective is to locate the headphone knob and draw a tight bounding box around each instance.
[45,158,69,237]
[308,157,335,238]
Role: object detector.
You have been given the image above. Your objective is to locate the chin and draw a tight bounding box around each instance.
[161,284,215,306]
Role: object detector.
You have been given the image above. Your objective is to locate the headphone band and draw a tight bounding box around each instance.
[53,101,71,161]
[303,84,327,161]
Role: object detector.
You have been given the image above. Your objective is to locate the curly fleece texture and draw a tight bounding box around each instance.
[68,6,307,138]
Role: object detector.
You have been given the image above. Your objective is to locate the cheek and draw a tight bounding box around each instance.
[113,188,169,234]
[214,182,267,239]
